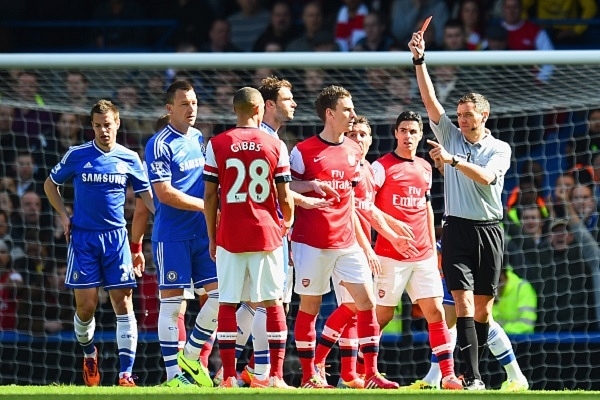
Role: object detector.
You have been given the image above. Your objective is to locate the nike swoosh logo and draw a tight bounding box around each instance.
[459,345,472,351]
[180,357,199,376]
[314,156,326,162]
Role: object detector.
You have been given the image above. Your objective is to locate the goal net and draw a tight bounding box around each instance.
[0,51,599,390]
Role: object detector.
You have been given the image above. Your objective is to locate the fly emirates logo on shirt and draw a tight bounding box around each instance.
[317,169,354,191]
[392,186,426,208]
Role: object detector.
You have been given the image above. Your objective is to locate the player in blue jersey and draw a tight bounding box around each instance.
[44,99,153,387]
[144,80,218,388]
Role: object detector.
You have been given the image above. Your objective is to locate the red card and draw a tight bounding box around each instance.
[420,16,432,33]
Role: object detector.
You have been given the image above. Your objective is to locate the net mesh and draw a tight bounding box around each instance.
[1,60,599,390]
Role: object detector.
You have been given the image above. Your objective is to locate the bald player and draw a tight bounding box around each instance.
[203,87,294,388]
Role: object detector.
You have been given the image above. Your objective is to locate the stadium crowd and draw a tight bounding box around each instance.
[1,0,600,391]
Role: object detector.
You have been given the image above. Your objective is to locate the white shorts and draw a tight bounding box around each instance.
[217,246,285,304]
[282,264,294,304]
[292,242,372,296]
[374,255,442,307]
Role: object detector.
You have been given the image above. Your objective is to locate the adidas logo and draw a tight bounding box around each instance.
[84,162,93,169]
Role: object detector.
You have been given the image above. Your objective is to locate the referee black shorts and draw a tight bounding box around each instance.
[441,216,503,296]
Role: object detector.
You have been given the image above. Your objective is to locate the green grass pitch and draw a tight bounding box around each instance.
[1,386,600,399]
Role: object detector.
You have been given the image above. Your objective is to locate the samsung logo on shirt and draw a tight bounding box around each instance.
[82,173,127,185]
[179,157,204,172]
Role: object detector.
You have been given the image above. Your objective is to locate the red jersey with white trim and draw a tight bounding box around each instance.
[203,127,291,253]
[354,160,375,243]
[372,153,434,261]
[290,135,362,249]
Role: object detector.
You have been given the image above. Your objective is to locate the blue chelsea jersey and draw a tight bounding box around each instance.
[49,141,150,231]
[145,124,208,242]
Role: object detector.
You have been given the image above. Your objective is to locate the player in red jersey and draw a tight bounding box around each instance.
[289,85,398,389]
[203,87,294,389]
[313,115,418,388]
[371,111,462,390]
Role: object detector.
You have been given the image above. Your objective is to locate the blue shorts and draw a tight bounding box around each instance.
[65,227,135,290]
[153,236,217,290]
[441,277,455,306]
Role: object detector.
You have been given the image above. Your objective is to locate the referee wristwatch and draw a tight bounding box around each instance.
[450,156,460,167]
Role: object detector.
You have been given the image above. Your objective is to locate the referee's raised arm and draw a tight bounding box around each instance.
[409,31,444,125]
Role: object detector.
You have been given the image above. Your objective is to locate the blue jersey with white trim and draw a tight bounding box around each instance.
[145,124,208,242]
[49,141,150,231]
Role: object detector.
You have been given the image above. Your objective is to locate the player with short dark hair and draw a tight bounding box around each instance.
[44,99,153,387]
[144,80,217,388]
[203,87,294,388]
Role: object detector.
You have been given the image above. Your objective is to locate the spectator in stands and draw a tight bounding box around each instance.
[92,0,147,49]
[11,71,54,142]
[13,70,45,106]
[335,0,369,51]
[298,69,328,115]
[17,259,74,334]
[64,70,90,113]
[44,113,85,169]
[0,238,24,330]
[390,0,449,48]
[114,81,154,146]
[199,19,242,52]
[253,1,298,52]
[252,67,275,87]
[492,266,537,334]
[548,172,576,218]
[431,65,470,105]
[196,104,216,142]
[213,81,238,113]
[534,218,600,332]
[353,11,399,51]
[383,69,414,118]
[485,22,509,49]
[571,184,600,241]
[523,0,597,46]
[569,108,600,168]
[507,204,548,276]
[12,152,44,198]
[228,0,271,52]
[442,19,468,50]
[145,72,167,114]
[460,0,487,50]
[505,160,548,236]
[500,0,554,82]
[286,1,329,52]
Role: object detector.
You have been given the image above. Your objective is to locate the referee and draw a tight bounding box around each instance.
[409,31,512,390]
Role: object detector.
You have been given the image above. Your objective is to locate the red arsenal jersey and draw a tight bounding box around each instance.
[204,127,291,253]
[372,153,434,261]
[290,135,362,249]
[354,161,375,243]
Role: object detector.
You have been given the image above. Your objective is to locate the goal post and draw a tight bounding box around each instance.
[1,51,600,390]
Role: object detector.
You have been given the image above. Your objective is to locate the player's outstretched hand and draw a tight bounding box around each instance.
[310,180,341,202]
[132,252,145,277]
[365,246,382,275]
[390,236,419,259]
[209,239,217,262]
[61,214,72,243]
[388,219,415,240]
[297,195,334,209]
